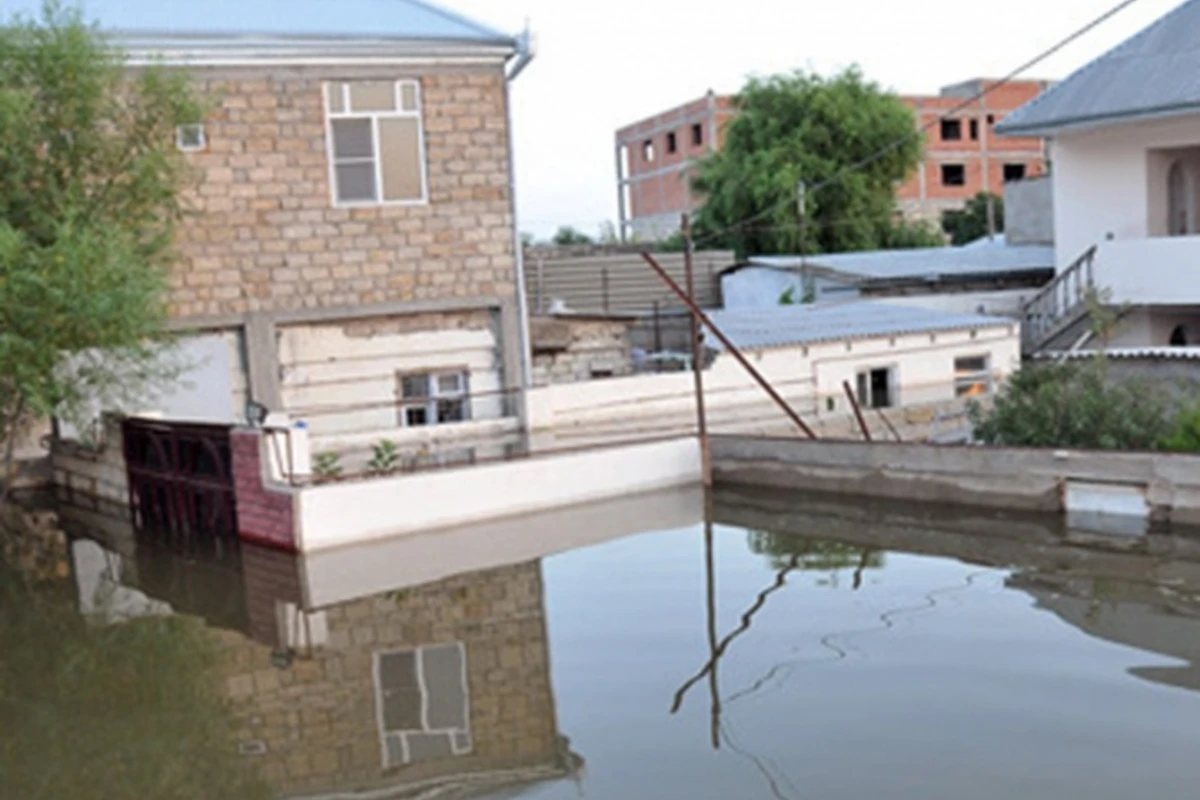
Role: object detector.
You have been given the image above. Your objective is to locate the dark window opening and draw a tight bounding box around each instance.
[856,368,894,409]
[941,164,966,187]
[1003,163,1027,183]
[987,114,996,125]
[666,131,677,154]
[969,119,979,141]
[642,139,655,162]
[692,123,704,147]
[940,118,962,141]
[1171,325,1189,347]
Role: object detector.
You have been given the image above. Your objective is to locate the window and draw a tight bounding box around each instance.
[940,118,962,141]
[666,131,677,154]
[176,124,206,152]
[642,139,655,162]
[1003,163,1027,182]
[856,368,894,409]
[941,164,966,187]
[325,80,426,205]
[987,114,996,125]
[969,119,979,141]
[397,371,470,428]
[692,123,704,147]
[375,644,471,768]
[954,355,991,398]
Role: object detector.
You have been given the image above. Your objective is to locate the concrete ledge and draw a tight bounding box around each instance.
[711,435,1200,529]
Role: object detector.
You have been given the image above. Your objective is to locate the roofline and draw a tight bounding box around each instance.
[996,101,1200,138]
[710,318,1018,354]
[118,35,518,67]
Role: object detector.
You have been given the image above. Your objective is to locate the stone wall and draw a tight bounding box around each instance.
[531,316,634,386]
[171,67,516,320]
[219,560,563,797]
[51,416,133,550]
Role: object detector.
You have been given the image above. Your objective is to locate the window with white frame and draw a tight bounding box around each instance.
[954,355,991,398]
[397,370,470,428]
[325,80,426,205]
[856,367,895,409]
[176,124,206,152]
[375,644,472,768]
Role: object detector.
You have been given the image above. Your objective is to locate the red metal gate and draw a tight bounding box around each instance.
[123,418,239,559]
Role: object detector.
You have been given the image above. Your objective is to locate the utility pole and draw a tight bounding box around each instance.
[683,213,712,486]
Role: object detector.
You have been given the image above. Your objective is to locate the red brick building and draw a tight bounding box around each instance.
[615,78,1049,241]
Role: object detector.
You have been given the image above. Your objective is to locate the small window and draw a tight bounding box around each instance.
[987,114,996,125]
[692,123,704,147]
[941,164,966,187]
[397,370,470,427]
[954,355,991,398]
[1170,325,1189,347]
[325,80,426,205]
[940,119,962,141]
[666,131,677,154]
[642,139,655,162]
[856,368,894,409]
[376,644,472,768]
[969,119,979,141]
[1003,163,1027,183]
[176,124,206,152]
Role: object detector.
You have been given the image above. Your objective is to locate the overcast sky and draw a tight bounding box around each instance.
[447,0,1180,239]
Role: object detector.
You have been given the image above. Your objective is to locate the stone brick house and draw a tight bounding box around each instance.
[34,0,536,442]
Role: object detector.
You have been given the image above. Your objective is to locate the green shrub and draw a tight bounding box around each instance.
[312,451,342,478]
[1161,404,1200,453]
[368,439,401,473]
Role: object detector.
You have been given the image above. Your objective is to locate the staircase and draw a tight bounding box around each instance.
[1020,246,1098,355]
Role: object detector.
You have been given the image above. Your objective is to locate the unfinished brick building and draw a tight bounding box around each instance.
[615,78,1049,240]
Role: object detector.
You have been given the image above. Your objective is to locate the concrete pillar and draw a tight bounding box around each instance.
[245,312,283,412]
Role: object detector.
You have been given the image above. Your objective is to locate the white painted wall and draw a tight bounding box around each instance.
[278,322,504,437]
[145,332,245,424]
[1093,236,1200,307]
[296,437,702,550]
[873,290,1034,318]
[1053,113,1200,269]
[721,267,859,309]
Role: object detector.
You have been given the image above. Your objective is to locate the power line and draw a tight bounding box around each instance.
[691,0,1146,250]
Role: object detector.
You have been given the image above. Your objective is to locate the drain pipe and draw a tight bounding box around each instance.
[505,26,537,411]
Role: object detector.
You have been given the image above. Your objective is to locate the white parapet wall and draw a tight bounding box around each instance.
[295,436,702,551]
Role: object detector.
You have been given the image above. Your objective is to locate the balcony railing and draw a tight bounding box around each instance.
[1021,246,1097,354]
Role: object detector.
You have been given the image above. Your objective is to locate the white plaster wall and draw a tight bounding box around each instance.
[1053,113,1200,269]
[297,437,702,550]
[278,324,503,436]
[720,268,859,309]
[1093,236,1200,306]
[144,332,245,424]
[873,290,1035,317]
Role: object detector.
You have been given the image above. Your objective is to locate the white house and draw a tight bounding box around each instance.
[998,0,1200,354]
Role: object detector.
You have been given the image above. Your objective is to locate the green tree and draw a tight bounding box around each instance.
[691,67,926,258]
[969,360,1174,450]
[0,2,204,502]
[941,192,1004,245]
[551,226,593,246]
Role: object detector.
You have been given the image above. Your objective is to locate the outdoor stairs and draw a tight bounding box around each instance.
[1020,246,1098,356]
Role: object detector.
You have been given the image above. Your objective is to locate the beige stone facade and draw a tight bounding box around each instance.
[219,559,567,797]
[170,67,516,320]
[531,316,635,386]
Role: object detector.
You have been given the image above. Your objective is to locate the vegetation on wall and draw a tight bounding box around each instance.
[690,67,939,258]
[0,2,206,505]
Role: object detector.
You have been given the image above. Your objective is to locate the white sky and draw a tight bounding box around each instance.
[449,0,1181,238]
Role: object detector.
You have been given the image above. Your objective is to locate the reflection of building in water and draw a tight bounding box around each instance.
[67,533,577,798]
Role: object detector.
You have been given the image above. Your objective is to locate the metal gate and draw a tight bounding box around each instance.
[123,418,239,559]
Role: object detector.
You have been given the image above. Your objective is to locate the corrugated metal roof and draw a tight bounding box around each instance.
[748,243,1054,283]
[1035,347,1200,361]
[704,302,1012,352]
[4,0,516,45]
[997,0,1200,136]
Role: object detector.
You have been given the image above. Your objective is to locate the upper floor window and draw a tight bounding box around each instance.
[940,118,962,141]
[324,80,426,206]
[666,131,678,154]
[692,123,704,147]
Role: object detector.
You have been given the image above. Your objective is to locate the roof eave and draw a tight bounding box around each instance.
[997,101,1200,138]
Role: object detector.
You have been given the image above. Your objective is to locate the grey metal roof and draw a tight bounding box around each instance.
[997,0,1200,136]
[704,302,1012,352]
[1035,347,1200,361]
[747,243,1054,284]
[4,0,516,45]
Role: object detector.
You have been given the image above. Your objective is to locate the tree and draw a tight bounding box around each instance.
[0,2,205,504]
[691,67,926,258]
[941,192,1004,245]
[551,226,593,246]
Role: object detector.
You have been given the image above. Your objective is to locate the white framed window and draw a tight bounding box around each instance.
[374,643,472,768]
[856,367,895,409]
[397,370,470,428]
[324,80,427,206]
[954,355,992,398]
[176,124,206,152]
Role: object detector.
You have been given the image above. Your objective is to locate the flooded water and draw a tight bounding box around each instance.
[12,485,1200,799]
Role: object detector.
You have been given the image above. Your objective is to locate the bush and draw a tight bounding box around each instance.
[1161,404,1200,453]
[969,360,1174,451]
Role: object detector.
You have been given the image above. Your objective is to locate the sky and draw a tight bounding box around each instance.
[447,0,1182,239]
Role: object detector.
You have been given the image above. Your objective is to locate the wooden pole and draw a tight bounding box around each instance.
[683,214,712,486]
[640,251,818,439]
[842,379,873,442]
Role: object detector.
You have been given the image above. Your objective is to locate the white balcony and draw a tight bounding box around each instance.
[1091,235,1200,305]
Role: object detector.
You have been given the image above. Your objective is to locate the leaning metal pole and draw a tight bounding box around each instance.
[682,214,713,486]
[639,252,818,439]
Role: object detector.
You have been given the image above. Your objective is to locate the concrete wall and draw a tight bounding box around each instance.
[296,437,702,550]
[719,267,859,309]
[1005,176,1054,246]
[1092,235,1200,307]
[711,435,1200,528]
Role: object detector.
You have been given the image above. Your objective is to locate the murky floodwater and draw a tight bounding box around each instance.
[10,486,1200,799]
